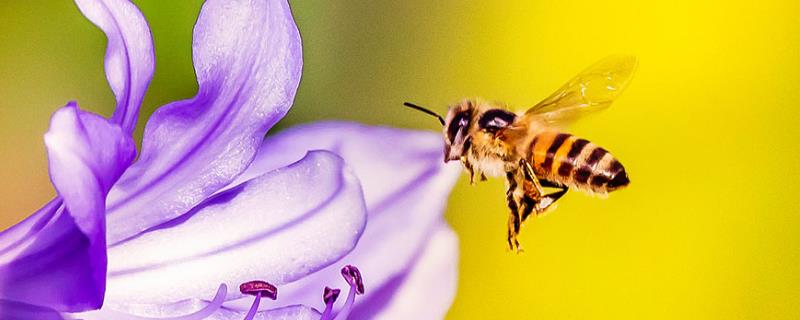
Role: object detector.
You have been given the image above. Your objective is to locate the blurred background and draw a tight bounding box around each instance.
[1,1,799,318]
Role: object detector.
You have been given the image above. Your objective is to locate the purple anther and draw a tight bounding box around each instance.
[341,265,365,295]
[239,280,278,300]
[323,286,341,304]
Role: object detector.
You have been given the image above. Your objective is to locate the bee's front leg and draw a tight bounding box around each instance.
[463,158,488,185]
[505,171,524,253]
[462,157,478,185]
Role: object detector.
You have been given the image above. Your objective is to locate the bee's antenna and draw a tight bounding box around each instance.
[403,102,445,126]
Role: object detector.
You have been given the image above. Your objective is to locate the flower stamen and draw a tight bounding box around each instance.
[320,286,341,319]
[240,280,278,320]
[331,265,365,320]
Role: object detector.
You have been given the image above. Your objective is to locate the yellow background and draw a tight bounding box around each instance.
[1,1,799,318]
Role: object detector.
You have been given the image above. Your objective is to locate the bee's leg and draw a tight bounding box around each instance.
[462,158,476,184]
[519,159,544,195]
[520,196,537,222]
[505,171,523,252]
[518,159,544,222]
[521,186,570,220]
[537,183,568,214]
[463,158,486,185]
[506,208,521,252]
[539,179,562,188]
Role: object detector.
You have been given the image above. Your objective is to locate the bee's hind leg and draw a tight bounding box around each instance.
[521,184,569,221]
[538,184,568,213]
[539,179,562,188]
[518,159,544,222]
[519,159,569,221]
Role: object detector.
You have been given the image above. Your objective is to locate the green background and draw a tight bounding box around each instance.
[2,1,799,318]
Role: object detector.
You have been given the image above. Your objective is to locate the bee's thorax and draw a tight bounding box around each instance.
[464,130,520,178]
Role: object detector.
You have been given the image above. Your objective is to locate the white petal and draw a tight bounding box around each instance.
[105,151,367,305]
[211,305,321,320]
[231,122,462,315]
[76,299,321,320]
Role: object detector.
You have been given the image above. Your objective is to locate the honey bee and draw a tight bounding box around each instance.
[404,55,636,252]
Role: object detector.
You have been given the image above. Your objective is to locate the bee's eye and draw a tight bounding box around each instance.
[447,111,471,141]
[479,109,516,133]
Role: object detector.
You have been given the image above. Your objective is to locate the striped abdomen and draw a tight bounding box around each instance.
[529,131,629,193]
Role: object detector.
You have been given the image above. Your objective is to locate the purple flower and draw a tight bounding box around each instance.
[0,0,460,319]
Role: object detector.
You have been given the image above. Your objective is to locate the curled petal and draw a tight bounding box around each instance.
[0,103,135,311]
[46,103,136,230]
[105,0,303,245]
[74,0,155,134]
[233,122,462,316]
[105,151,366,306]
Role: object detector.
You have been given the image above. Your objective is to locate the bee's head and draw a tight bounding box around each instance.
[404,100,517,163]
[441,100,476,163]
[402,100,473,163]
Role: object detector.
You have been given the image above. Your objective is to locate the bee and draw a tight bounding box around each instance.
[404,55,636,252]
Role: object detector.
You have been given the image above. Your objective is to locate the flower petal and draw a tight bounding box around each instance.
[213,305,321,320]
[0,103,136,311]
[74,0,155,134]
[229,121,461,208]
[105,151,366,305]
[229,122,462,316]
[0,199,61,257]
[0,299,65,320]
[104,0,303,245]
[350,226,459,319]
[76,302,321,320]
[73,283,228,319]
[46,103,136,231]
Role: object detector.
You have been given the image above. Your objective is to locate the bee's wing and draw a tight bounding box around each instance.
[524,55,637,126]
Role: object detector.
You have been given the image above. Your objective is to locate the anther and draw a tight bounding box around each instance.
[320,286,341,320]
[323,286,341,304]
[240,280,278,300]
[341,265,364,295]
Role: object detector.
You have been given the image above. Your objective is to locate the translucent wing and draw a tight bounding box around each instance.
[525,55,637,126]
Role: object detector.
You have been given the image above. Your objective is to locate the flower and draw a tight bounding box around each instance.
[0,0,461,319]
